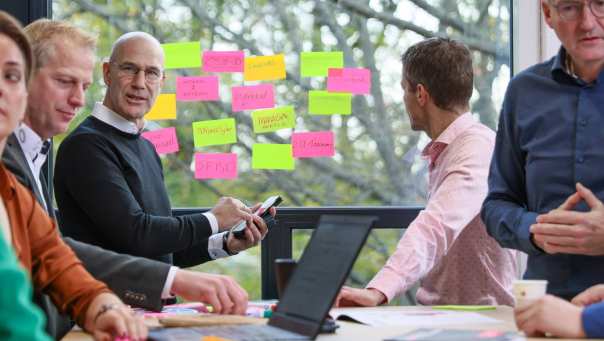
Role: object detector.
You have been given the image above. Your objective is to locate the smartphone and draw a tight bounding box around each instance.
[231,195,282,239]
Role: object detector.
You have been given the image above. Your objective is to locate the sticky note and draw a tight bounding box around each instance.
[327,68,371,94]
[142,127,180,155]
[195,153,238,179]
[244,54,286,81]
[202,51,244,72]
[308,91,351,115]
[252,106,295,133]
[300,52,344,77]
[252,144,294,170]
[176,76,219,101]
[232,84,275,112]
[192,118,237,147]
[145,94,177,120]
[292,131,335,158]
[161,41,201,69]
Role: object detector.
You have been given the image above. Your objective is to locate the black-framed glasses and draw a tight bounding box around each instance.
[552,0,604,21]
[112,62,163,83]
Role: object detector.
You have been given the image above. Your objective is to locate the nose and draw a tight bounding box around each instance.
[68,85,85,108]
[132,69,146,89]
[580,3,597,30]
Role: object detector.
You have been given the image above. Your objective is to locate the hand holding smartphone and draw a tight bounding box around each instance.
[230,195,282,239]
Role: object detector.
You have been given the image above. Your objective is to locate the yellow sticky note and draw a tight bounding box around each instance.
[252,144,294,170]
[308,90,351,115]
[145,94,177,120]
[192,118,237,147]
[244,54,286,81]
[161,41,201,69]
[300,51,343,77]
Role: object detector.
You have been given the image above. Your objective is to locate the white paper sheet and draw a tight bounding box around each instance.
[330,308,502,327]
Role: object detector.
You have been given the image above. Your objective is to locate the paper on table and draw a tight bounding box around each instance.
[329,308,501,327]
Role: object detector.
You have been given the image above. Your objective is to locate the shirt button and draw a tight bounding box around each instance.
[580,119,587,127]
[577,156,584,163]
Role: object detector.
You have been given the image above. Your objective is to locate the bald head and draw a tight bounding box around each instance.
[109,31,163,64]
[102,31,165,128]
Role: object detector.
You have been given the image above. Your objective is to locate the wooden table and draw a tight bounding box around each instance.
[62,306,602,341]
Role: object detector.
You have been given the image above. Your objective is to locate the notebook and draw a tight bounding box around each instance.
[149,214,377,341]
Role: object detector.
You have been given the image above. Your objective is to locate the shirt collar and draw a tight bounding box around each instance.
[421,112,475,166]
[91,102,145,135]
[15,123,51,163]
[551,47,603,85]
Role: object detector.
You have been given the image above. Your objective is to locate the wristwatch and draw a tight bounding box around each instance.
[222,231,238,256]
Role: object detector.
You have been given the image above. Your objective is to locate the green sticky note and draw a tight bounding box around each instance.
[308,90,352,115]
[300,52,344,77]
[161,41,201,69]
[252,106,296,134]
[192,118,237,147]
[252,144,294,170]
[432,305,496,311]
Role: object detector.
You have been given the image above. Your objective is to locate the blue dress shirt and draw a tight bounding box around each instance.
[481,47,604,299]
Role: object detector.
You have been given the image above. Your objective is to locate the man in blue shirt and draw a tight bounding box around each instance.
[482,0,604,337]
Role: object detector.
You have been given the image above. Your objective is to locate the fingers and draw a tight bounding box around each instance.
[572,284,604,306]
[251,215,268,238]
[558,191,582,210]
[530,223,590,237]
[577,183,604,209]
[225,278,249,315]
[536,210,585,225]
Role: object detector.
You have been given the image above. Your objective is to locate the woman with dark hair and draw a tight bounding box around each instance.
[0,10,146,341]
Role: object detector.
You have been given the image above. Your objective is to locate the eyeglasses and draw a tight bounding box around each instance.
[552,0,604,21]
[112,62,163,83]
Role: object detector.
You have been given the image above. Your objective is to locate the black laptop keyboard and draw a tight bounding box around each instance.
[149,324,311,341]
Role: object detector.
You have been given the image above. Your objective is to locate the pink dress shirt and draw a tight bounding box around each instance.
[367,113,517,306]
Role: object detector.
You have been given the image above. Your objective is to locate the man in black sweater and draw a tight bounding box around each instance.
[53,31,270,307]
[6,20,251,339]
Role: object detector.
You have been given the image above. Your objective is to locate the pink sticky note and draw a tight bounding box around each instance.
[142,127,179,155]
[231,84,275,112]
[195,153,238,179]
[327,68,371,94]
[292,131,335,158]
[203,51,244,72]
[176,76,219,101]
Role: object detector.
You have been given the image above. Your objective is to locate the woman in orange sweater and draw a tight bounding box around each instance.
[0,10,146,341]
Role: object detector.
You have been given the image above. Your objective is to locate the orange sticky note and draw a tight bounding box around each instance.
[145,94,177,120]
[244,54,286,81]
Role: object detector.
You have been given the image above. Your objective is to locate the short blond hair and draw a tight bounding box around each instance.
[24,19,97,70]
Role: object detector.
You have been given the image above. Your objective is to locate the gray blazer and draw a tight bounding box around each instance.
[3,133,171,339]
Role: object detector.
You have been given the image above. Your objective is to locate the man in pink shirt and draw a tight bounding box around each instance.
[337,38,517,307]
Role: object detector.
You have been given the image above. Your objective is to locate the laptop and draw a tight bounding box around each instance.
[149,214,377,341]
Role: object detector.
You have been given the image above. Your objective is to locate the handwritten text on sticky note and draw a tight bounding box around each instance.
[176,76,219,101]
[327,68,371,94]
[292,131,335,158]
[308,91,351,115]
[146,94,177,120]
[142,127,180,155]
[161,42,201,69]
[300,52,344,77]
[231,84,275,112]
[192,118,237,147]
[244,54,286,81]
[202,51,244,72]
[252,106,295,133]
[252,144,294,170]
[195,153,238,179]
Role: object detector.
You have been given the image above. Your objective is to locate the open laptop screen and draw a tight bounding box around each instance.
[271,215,376,331]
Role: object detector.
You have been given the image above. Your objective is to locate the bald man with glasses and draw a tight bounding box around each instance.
[481,0,604,338]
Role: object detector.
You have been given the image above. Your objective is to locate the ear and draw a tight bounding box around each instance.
[415,83,429,107]
[542,0,555,29]
[102,62,111,86]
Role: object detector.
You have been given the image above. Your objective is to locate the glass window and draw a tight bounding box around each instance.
[53,0,511,300]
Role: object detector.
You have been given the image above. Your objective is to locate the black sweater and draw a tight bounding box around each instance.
[55,116,212,266]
